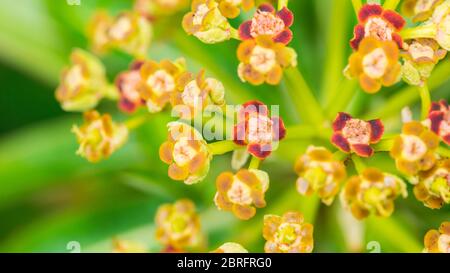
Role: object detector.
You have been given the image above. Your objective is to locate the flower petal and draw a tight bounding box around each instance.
[232,204,256,220]
[273,29,293,45]
[359,73,381,93]
[350,25,365,50]
[271,117,286,141]
[277,7,294,27]
[331,133,351,153]
[333,112,352,131]
[382,10,405,30]
[258,3,275,13]
[238,21,253,40]
[368,119,384,143]
[351,144,374,157]
[248,143,272,159]
[358,4,383,22]
[168,163,189,181]
[159,141,174,164]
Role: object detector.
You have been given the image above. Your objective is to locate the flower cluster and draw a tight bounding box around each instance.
[423,221,450,253]
[413,158,450,208]
[294,146,347,205]
[214,169,269,220]
[340,168,407,220]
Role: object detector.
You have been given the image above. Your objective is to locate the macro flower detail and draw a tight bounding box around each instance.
[263,211,314,253]
[218,0,254,19]
[423,221,450,253]
[139,58,187,113]
[341,168,407,220]
[233,100,286,159]
[214,169,269,220]
[171,70,225,119]
[390,121,440,175]
[115,61,145,113]
[182,0,233,44]
[331,112,384,157]
[72,110,128,163]
[413,158,450,209]
[239,3,293,44]
[155,199,202,250]
[347,37,401,93]
[419,0,450,50]
[89,11,153,58]
[237,35,297,85]
[426,99,450,145]
[350,3,405,50]
[55,49,117,112]
[401,39,447,85]
[294,146,347,205]
[402,0,444,22]
[159,122,212,185]
[211,242,248,253]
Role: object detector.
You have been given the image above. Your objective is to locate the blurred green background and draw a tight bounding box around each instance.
[0,0,448,253]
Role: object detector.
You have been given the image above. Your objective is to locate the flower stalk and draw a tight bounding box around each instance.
[248,156,261,169]
[278,0,289,10]
[383,0,401,10]
[351,0,362,15]
[351,155,367,174]
[125,114,152,130]
[400,24,436,40]
[209,140,240,155]
[418,83,431,120]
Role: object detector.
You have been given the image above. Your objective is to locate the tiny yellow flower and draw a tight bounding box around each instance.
[56,49,117,112]
[210,242,248,253]
[159,122,212,184]
[237,35,297,85]
[390,121,441,175]
[72,111,128,163]
[182,0,233,44]
[347,37,401,93]
[263,211,314,253]
[294,146,347,205]
[155,199,202,250]
[340,168,407,220]
[112,238,147,253]
[214,169,269,220]
[170,70,225,119]
[402,0,444,22]
[413,158,449,209]
[423,221,450,253]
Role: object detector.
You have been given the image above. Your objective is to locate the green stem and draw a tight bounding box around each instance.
[321,0,349,102]
[278,0,288,10]
[400,24,436,40]
[418,83,431,120]
[352,155,367,174]
[333,150,349,161]
[373,138,394,152]
[351,0,362,15]
[248,156,261,169]
[383,0,401,10]
[230,28,240,40]
[209,140,239,155]
[104,84,119,100]
[437,146,450,158]
[284,68,326,127]
[125,114,151,130]
[285,124,331,141]
[325,79,359,119]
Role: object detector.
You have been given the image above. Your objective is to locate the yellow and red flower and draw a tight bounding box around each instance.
[72,110,128,163]
[350,3,405,50]
[182,0,233,44]
[237,35,297,85]
[233,101,286,159]
[426,100,450,145]
[331,112,384,158]
[170,70,225,119]
[340,168,407,220]
[115,61,145,113]
[263,211,314,253]
[402,0,444,22]
[56,49,117,112]
[390,121,440,175]
[423,221,450,253]
[294,146,347,205]
[218,0,254,19]
[413,158,450,209]
[347,37,401,93]
[214,169,269,220]
[210,242,248,253]
[155,199,202,250]
[238,3,293,45]
[159,122,212,184]
[139,58,188,113]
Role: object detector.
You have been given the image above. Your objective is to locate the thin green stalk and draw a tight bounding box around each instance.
[400,24,436,40]
[365,60,450,119]
[285,124,331,141]
[284,68,326,127]
[278,0,288,10]
[437,146,450,158]
[418,83,431,120]
[209,140,240,155]
[248,156,261,169]
[352,155,367,173]
[125,114,152,130]
[383,0,401,10]
[352,0,362,15]
[321,0,349,101]
[326,79,359,118]
[230,28,240,40]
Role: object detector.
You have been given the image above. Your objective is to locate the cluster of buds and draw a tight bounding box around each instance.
[341,168,407,220]
[214,169,269,220]
[423,221,450,253]
[294,146,347,205]
[159,122,212,185]
[233,101,286,159]
[56,49,117,112]
[155,199,203,251]
[263,211,314,253]
[72,111,128,163]
[88,11,152,58]
[210,242,248,253]
[331,112,384,157]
